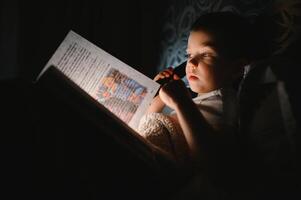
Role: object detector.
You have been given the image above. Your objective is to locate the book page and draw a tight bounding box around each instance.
[38,30,160,130]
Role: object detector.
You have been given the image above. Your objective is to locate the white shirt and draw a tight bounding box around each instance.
[170,87,238,131]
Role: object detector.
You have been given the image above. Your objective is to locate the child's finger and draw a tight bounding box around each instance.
[162,71,171,77]
[166,67,174,74]
[154,72,169,81]
[173,73,180,80]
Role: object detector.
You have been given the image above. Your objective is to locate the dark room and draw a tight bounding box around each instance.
[1,0,300,199]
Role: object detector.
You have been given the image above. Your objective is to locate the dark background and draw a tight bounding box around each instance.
[1,0,168,81]
[1,0,171,199]
[1,0,300,199]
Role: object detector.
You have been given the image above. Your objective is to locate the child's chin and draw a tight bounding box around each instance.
[189,86,202,94]
[190,85,215,94]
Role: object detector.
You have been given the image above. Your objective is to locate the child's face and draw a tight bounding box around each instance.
[186,30,240,93]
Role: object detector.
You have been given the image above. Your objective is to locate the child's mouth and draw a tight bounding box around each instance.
[188,75,198,81]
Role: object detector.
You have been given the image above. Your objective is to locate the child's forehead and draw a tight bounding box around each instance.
[187,31,217,50]
[189,30,213,41]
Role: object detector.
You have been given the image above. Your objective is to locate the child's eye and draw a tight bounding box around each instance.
[201,53,211,58]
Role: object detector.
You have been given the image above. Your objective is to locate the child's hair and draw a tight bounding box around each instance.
[190,12,256,61]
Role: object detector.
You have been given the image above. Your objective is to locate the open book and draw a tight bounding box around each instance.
[37,30,160,131]
[35,31,190,197]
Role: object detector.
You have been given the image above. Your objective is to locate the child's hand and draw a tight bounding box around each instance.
[159,79,191,110]
[154,67,180,82]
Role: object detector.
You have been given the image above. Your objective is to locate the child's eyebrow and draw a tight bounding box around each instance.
[186,41,217,52]
[200,41,217,49]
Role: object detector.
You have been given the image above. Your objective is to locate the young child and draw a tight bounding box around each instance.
[138,12,254,166]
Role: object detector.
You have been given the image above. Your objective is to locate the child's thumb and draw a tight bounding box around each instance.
[173,74,180,80]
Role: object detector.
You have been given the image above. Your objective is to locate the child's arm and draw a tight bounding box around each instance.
[146,95,165,113]
[158,80,204,161]
[146,67,178,114]
[159,80,235,165]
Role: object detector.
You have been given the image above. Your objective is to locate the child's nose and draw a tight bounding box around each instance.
[188,57,199,67]
[187,62,198,73]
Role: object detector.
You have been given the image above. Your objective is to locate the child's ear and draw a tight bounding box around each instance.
[230,58,248,79]
[233,58,249,68]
